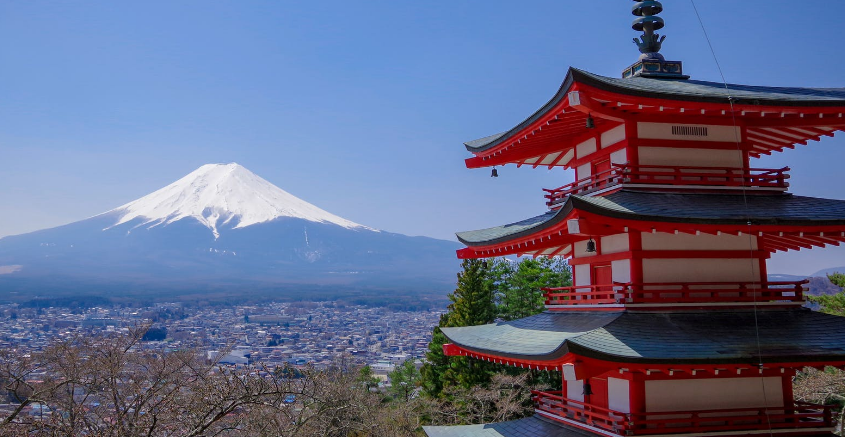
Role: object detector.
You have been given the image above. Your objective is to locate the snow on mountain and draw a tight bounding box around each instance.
[105,163,375,238]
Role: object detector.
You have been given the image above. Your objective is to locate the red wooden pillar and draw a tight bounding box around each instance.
[625,122,638,167]
[781,369,795,406]
[629,372,646,429]
[629,233,644,285]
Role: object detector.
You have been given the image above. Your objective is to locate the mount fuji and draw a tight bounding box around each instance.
[0,164,460,299]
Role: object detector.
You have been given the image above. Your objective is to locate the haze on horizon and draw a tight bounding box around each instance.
[2,0,845,276]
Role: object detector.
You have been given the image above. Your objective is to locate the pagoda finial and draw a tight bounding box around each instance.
[632,1,666,59]
[622,1,688,79]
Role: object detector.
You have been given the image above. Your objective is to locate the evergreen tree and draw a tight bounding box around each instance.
[421,259,496,397]
[809,273,845,316]
[388,360,421,401]
[495,257,572,321]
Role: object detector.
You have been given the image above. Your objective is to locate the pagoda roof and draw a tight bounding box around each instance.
[575,69,845,108]
[457,191,845,247]
[441,309,845,365]
[464,68,845,166]
[423,415,590,437]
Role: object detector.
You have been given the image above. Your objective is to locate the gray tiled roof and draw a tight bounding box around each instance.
[455,191,845,246]
[424,416,595,437]
[465,67,845,152]
[441,309,845,364]
[576,69,845,105]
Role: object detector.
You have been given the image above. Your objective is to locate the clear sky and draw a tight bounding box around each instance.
[1,1,844,276]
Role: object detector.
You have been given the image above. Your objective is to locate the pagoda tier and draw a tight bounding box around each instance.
[465,68,845,170]
[457,190,845,259]
[439,309,845,437]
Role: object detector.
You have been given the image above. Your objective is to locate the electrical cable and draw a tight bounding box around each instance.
[689,1,775,435]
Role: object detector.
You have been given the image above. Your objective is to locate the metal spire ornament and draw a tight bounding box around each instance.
[622,1,688,79]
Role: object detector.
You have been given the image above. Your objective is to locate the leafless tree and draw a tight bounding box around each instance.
[0,327,421,437]
[794,367,845,436]
[419,372,536,426]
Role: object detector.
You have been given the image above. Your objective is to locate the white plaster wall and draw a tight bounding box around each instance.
[645,377,783,412]
[601,233,630,254]
[574,264,591,286]
[638,147,743,168]
[567,380,585,402]
[642,232,758,251]
[610,149,628,165]
[576,138,598,159]
[643,258,760,283]
[612,259,631,283]
[637,123,742,143]
[576,163,591,180]
[601,125,626,148]
[558,149,575,167]
[608,377,631,413]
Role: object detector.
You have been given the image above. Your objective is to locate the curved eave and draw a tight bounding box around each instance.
[464,70,579,154]
[442,309,845,366]
[456,202,574,247]
[463,68,845,167]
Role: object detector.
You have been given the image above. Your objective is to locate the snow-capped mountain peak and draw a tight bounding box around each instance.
[106,163,374,238]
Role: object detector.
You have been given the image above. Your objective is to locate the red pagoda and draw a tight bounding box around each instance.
[424,2,845,437]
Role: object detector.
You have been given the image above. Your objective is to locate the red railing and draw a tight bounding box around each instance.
[532,391,834,436]
[544,284,632,306]
[543,165,790,207]
[627,402,834,435]
[543,166,627,205]
[532,390,630,434]
[543,280,807,306]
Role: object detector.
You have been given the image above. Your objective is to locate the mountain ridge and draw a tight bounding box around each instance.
[0,164,459,297]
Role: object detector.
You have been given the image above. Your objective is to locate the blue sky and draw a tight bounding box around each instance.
[1,1,844,275]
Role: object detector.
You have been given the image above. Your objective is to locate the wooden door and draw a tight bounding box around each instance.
[593,264,612,287]
[589,377,609,409]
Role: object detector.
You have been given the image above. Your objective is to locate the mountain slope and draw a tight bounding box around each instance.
[0,164,460,295]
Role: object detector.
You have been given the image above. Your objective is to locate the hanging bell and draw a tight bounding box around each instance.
[491,168,499,178]
[586,114,596,129]
[585,238,597,253]
[583,381,594,396]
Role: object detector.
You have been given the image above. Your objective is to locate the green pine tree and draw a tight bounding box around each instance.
[495,257,572,321]
[809,273,845,316]
[421,259,497,397]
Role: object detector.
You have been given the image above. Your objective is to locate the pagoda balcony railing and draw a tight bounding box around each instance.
[544,165,790,207]
[532,390,629,434]
[532,391,834,436]
[543,280,807,306]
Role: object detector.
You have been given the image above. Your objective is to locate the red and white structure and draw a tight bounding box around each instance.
[424,2,845,437]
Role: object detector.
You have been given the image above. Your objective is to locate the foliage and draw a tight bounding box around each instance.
[0,328,421,437]
[357,365,380,391]
[388,360,421,401]
[794,367,845,436]
[489,257,572,321]
[418,373,537,426]
[797,273,845,436]
[421,259,497,398]
[808,272,845,316]
[421,257,570,412]
[141,326,167,341]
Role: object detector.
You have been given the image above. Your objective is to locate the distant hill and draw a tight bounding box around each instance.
[811,267,845,278]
